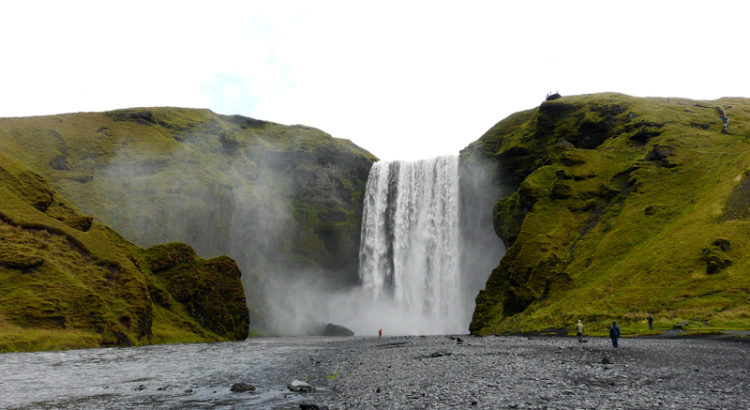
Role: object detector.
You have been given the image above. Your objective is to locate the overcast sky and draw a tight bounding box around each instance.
[3,1,748,160]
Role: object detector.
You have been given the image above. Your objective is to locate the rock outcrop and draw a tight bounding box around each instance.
[0,108,377,331]
[463,93,750,335]
[0,153,248,352]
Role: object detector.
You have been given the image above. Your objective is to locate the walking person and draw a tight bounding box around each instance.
[609,321,620,348]
[576,320,584,343]
[647,314,654,330]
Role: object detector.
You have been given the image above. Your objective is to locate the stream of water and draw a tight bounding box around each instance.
[0,337,337,409]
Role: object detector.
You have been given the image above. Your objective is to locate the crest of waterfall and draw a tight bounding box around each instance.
[358,156,462,334]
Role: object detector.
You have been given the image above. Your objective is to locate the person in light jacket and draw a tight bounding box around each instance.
[576,320,584,343]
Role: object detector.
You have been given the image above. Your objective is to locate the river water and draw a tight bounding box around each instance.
[1,337,339,409]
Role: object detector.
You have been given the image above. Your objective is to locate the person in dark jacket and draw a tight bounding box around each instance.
[647,314,654,330]
[609,321,620,348]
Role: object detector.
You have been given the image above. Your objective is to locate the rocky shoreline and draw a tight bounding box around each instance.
[301,334,750,409]
[3,334,748,409]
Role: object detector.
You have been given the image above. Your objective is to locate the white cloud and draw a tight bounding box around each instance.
[2,1,749,159]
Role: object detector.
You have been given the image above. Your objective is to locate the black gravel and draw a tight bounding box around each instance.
[303,335,750,409]
[3,335,748,408]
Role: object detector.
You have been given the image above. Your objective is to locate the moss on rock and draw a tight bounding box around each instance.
[0,108,377,330]
[0,153,248,352]
[464,93,750,336]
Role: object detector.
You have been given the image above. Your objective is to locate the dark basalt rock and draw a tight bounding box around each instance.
[690,122,712,130]
[300,404,329,410]
[224,114,269,129]
[645,145,674,161]
[550,181,571,200]
[556,170,572,180]
[627,121,665,144]
[230,382,256,393]
[701,239,733,274]
[645,145,678,168]
[713,239,730,252]
[313,323,354,337]
[701,250,732,274]
[106,109,170,128]
[503,285,535,315]
[49,156,72,171]
[61,215,93,232]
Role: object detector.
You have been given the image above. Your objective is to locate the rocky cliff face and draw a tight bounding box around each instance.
[0,153,248,352]
[0,108,376,332]
[464,93,750,335]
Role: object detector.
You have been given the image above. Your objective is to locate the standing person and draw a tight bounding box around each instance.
[609,321,620,348]
[576,320,584,343]
[647,314,654,330]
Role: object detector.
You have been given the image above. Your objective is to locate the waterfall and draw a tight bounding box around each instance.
[358,156,463,334]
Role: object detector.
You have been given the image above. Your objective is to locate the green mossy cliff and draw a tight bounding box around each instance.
[0,153,248,352]
[465,93,750,336]
[0,108,376,330]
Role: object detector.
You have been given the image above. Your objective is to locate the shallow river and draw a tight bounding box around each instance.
[1,337,337,409]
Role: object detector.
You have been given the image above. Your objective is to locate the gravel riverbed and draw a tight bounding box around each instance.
[2,335,748,409]
[304,335,750,409]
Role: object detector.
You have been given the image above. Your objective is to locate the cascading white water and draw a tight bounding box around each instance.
[358,156,463,334]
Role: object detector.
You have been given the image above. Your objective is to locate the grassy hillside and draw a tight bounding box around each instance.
[465,93,750,336]
[0,152,248,352]
[0,108,377,332]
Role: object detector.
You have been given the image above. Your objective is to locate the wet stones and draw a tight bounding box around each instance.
[300,404,329,410]
[230,382,256,393]
[288,380,315,392]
